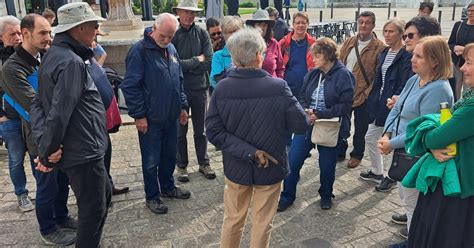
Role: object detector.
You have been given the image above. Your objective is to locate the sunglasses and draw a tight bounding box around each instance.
[403,32,418,40]
[210,31,222,37]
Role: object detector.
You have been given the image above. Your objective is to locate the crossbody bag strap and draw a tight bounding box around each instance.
[382,78,417,136]
[354,40,371,87]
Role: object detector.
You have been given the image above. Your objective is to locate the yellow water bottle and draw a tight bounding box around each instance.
[439,102,457,156]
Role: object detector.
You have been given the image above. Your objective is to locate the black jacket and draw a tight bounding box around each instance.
[30,33,108,168]
[0,43,20,119]
[300,60,355,139]
[171,23,213,91]
[1,45,40,155]
[366,47,413,127]
[206,68,309,186]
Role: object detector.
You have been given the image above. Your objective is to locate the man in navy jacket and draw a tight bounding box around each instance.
[121,13,191,215]
[206,28,309,248]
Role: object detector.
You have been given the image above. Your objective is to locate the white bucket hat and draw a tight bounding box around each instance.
[172,0,202,14]
[54,2,105,34]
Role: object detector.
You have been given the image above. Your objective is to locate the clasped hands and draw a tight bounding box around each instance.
[35,145,63,173]
[254,150,279,168]
[305,109,317,124]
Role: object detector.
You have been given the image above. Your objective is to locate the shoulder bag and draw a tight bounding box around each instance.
[311,73,341,147]
[383,80,421,181]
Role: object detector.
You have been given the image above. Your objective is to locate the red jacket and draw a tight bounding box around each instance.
[279,31,316,72]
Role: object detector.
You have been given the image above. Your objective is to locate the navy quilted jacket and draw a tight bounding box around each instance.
[206,68,310,186]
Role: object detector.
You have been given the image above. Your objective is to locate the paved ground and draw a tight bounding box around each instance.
[0,117,408,248]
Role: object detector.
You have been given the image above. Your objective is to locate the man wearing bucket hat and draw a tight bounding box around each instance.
[30,2,111,247]
[172,0,216,183]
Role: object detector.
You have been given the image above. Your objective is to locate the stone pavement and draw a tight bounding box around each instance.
[0,117,408,248]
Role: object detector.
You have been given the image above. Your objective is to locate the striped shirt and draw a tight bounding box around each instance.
[380,50,398,97]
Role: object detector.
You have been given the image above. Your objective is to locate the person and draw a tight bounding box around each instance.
[279,12,315,98]
[42,8,56,25]
[380,36,454,248]
[407,42,474,248]
[209,15,243,88]
[206,27,309,248]
[448,2,474,100]
[121,13,191,214]
[92,40,107,66]
[277,37,355,211]
[206,17,225,52]
[0,15,35,212]
[260,0,283,19]
[172,0,216,182]
[418,1,434,17]
[361,19,413,192]
[1,14,77,246]
[265,6,288,41]
[339,11,386,168]
[30,3,112,247]
[387,15,442,237]
[246,9,284,78]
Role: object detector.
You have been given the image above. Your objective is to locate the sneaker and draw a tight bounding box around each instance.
[320,197,332,210]
[199,164,216,179]
[375,177,397,192]
[41,229,76,246]
[359,170,384,183]
[277,200,293,212]
[391,213,407,225]
[57,217,78,231]
[146,199,168,214]
[347,157,361,168]
[18,194,34,212]
[176,167,189,182]
[398,227,408,239]
[161,186,191,199]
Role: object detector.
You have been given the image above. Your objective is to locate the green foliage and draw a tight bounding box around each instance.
[238,8,255,15]
[239,1,256,8]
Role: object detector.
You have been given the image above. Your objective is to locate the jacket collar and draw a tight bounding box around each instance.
[325,60,345,76]
[52,33,94,61]
[16,45,40,68]
[227,68,269,79]
[178,22,196,32]
[0,43,15,64]
[281,31,315,47]
[143,27,172,54]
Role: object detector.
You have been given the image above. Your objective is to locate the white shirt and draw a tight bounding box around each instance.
[345,38,371,73]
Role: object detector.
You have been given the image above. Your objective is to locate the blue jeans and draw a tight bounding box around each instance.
[138,121,177,200]
[280,131,341,205]
[0,119,35,196]
[35,168,70,235]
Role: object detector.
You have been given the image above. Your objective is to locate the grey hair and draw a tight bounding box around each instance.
[154,13,179,31]
[226,27,266,68]
[0,15,20,35]
[383,18,406,35]
[221,16,243,39]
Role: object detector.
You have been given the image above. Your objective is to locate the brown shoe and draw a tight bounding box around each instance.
[347,157,361,168]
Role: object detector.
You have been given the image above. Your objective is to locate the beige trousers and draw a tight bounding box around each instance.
[220,177,282,248]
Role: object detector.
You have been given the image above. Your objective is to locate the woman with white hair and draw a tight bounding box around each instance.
[206,27,309,248]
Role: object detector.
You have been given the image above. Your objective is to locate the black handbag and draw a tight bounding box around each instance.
[388,148,421,182]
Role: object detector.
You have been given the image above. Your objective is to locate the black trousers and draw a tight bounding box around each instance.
[177,89,210,168]
[339,102,370,160]
[260,0,283,17]
[226,0,238,15]
[104,134,114,187]
[61,158,111,248]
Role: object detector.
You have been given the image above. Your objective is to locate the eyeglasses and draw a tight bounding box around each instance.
[210,31,221,37]
[357,20,373,25]
[402,32,418,40]
[293,21,308,25]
